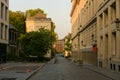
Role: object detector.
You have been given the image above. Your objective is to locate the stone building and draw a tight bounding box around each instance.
[70,0,87,63]
[97,0,120,72]
[26,12,53,32]
[70,0,120,72]
[0,0,9,63]
[25,12,54,59]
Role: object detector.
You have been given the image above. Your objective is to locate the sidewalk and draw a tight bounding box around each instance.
[0,62,45,80]
[0,62,20,70]
[83,64,120,80]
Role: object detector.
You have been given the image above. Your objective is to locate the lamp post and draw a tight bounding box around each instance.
[115,18,120,31]
[91,34,97,46]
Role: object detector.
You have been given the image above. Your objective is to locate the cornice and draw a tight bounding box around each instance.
[70,0,77,17]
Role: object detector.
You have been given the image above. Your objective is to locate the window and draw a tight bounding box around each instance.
[119,65,120,71]
[1,23,4,39]
[113,64,116,70]
[112,32,116,55]
[5,25,8,40]
[5,7,8,21]
[1,2,4,19]
[111,2,116,21]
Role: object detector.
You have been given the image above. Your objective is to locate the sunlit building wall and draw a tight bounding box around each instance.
[70,0,86,62]
[97,0,120,72]
[70,0,120,72]
[79,0,98,66]
[26,12,53,32]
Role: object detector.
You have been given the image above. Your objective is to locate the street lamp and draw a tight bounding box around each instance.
[81,40,86,47]
[91,34,98,54]
[91,34,97,46]
[114,18,120,31]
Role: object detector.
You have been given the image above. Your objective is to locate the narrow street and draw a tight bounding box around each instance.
[28,56,112,80]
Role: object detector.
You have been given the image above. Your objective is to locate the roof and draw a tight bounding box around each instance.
[9,25,16,30]
[27,12,46,20]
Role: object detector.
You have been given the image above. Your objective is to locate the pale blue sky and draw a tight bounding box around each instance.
[9,0,71,39]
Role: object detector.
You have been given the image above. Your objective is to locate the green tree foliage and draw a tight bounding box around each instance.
[64,33,72,51]
[26,8,47,17]
[19,28,53,60]
[51,23,57,44]
[9,10,26,34]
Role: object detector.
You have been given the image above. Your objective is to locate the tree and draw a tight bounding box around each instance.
[9,8,46,35]
[26,8,47,17]
[9,10,26,34]
[64,33,72,57]
[19,28,53,60]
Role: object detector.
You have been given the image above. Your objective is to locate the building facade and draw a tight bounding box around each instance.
[8,25,18,55]
[25,12,54,59]
[0,0,9,63]
[97,0,120,72]
[70,0,120,72]
[26,12,53,32]
[54,39,64,53]
[70,0,86,63]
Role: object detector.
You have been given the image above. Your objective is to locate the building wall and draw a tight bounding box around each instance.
[0,0,9,44]
[26,15,53,59]
[70,0,86,62]
[78,0,98,66]
[97,0,120,72]
[55,40,64,53]
[9,26,18,55]
[71,0,120,72]
[0,0,9,63]
[26,19,52,32]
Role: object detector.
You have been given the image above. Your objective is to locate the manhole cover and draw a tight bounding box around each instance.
[1,78,16,80]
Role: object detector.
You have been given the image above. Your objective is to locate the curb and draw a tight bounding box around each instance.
[84,67,114,80]
[0,66,13,71]
[26,59,55,80]
[84,65,120,80]
[25,63,46,80]
[71,61,120,80]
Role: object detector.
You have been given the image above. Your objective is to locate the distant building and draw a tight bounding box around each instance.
[26,12,53,32]
[0,0,9,63]
[25,12,54,59]
[8,25,18,55]
[54,39,64,53]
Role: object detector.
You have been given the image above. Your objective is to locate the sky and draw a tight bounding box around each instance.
[9,0,71,39]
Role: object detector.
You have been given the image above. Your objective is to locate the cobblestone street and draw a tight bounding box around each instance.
[28,57,115,80]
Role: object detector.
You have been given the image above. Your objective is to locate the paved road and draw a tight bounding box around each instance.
[28,57,112,80]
